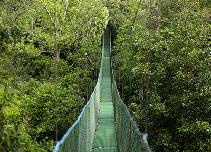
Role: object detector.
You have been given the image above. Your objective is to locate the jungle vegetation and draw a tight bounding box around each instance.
[0,0,210,151]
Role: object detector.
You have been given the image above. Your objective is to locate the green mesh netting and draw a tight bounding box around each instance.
[53,27,151,152]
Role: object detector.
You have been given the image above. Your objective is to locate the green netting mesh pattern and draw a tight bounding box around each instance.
[110,37,151,152]
[112,82,151,152]
[54,27,151,152]
[54,70,101,152]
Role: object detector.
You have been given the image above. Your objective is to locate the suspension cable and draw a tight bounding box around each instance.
[85,52,88,101]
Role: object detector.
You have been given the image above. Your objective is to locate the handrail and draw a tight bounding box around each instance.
[53,27,151,152]
[53,86,97,151]
[109,27,152,152]
[53,40,104,152]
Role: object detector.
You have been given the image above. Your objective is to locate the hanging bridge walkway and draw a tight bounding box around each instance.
[54,28,151,152]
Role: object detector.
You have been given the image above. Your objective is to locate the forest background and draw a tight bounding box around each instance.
[0,0,210,151]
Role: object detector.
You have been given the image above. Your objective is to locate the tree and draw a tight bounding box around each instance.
[112,0,211,151]
[0,0,109,151]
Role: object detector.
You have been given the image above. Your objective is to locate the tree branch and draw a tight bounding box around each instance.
[59,0,69,34]
[42,4,56,29]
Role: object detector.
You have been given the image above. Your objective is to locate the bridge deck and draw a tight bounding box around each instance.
[92,29,118,152]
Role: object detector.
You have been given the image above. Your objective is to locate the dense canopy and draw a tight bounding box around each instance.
[0,0,210,151]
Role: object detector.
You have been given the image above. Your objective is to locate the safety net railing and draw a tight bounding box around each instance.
[111,72,151,152]
[53,54,103,152]
[108,32,151,152]
[54,27,151,152]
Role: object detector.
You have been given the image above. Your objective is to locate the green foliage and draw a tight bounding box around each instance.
[1,0,209,151]
[112,0,211,151]
[0,0,108,151]
[0,85,47,152]
[21,80,83,143]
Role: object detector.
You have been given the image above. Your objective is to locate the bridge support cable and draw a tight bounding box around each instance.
[109,24,151,151]
[53,27,151,152]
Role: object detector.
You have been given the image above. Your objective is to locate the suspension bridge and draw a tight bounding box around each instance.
[53,27,151,152]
